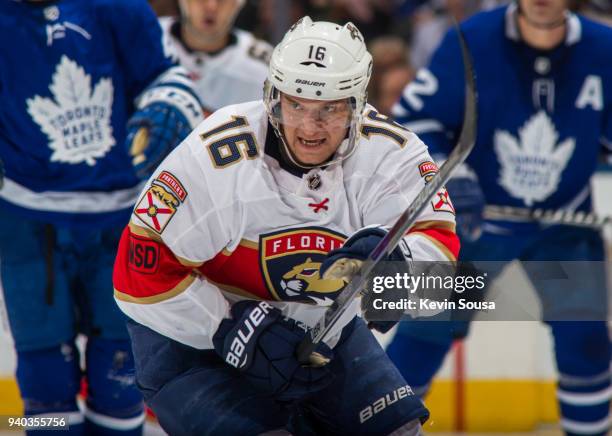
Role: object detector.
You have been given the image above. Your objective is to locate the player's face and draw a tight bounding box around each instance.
[519,0,568,27]
[279,94,351,166]
[181,0,241,38]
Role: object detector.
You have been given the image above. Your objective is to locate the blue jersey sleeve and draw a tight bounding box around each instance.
[98,0,173,101]
[393,28,466,157]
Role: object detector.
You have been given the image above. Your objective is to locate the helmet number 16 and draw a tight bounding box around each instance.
[308,45,326,61]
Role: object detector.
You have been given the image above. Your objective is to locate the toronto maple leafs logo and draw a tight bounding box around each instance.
[27,56,114,166]
[494,111,575,206]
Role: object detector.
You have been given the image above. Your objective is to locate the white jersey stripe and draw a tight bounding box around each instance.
[391,102,409,118]
[84,407,146,431]
[561,415,610,434]
[557,385,612,406]
[0,178,143,213]
[402,119,444,134]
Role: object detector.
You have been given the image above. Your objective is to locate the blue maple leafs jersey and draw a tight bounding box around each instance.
[0,0,174,226]
[394,4,612,215]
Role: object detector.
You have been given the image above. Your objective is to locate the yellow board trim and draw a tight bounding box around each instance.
[0,377,559,431]
[423,379,559,432]
[0,378,22,416]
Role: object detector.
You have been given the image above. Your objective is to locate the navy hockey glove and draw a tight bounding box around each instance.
[126,103,192,179]
[446,176,484,243]
[320,227,413,333]
[126,66,203,179]
[213,301,334,402]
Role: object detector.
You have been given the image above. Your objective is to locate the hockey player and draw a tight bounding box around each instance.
[160,0,272,114]
[390,0,612,434]
[0,0,202,435]
[113,17,460,435]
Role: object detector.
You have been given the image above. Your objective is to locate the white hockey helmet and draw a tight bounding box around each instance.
[264,16,373,169]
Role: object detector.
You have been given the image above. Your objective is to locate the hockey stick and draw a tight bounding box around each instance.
[484,205,612,228]
[297,26,478,364]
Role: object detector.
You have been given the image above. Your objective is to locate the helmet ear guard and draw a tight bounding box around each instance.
[264,16,373,169]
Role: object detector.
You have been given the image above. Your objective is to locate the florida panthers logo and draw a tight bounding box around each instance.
[260,228,347,304]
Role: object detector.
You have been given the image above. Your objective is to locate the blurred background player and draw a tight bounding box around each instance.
[149,0,179,16]
[0,0,202,434]
[575,0,612,25]
[112,16,462,435]
[390,0,612,434]
[367,36,415,116]
[404,0,508,70]
[160,0,272,114]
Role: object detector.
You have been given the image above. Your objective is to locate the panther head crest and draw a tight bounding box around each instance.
[280,257,345,297]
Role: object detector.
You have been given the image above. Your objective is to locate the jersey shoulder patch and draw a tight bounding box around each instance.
[133,171,188,235]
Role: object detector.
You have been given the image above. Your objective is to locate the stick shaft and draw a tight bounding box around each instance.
[484,205,612,228]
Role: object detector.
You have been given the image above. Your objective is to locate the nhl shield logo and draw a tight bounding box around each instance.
[259,228,347,304]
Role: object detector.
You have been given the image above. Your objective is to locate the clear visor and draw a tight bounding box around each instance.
[268,93,355,130]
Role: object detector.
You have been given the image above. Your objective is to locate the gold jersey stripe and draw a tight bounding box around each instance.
[114,272,197,304]
[409,231,457,262]
[238,238,259,250]
[411,220,456,233]
[129,221,163,241]
[176,256,204,268]
[128,222,203,267]
[208,279,264,300]
[220,238,258,255]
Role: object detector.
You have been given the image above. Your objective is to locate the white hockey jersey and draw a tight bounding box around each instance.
[113,101,458,350]
[160,17,271,113]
